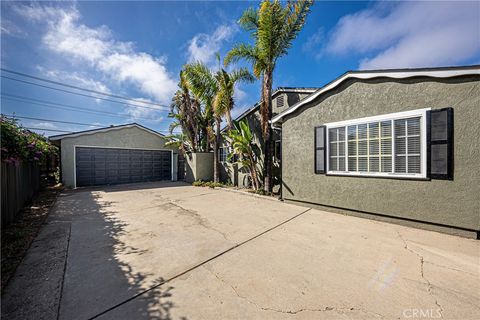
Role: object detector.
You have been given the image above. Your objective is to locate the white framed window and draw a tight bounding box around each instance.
[326,108,429,178]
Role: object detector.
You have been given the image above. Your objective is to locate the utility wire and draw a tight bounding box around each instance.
[1,93,159,121]
[2,114,104,127]
[24,127,72,133]
[3,114,172,133]
[1,75,169,111]
[1,68,170,109]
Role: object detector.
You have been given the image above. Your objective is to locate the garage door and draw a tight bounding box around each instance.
[75,147,172,187]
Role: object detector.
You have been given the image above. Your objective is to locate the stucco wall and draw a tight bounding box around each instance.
[281,76,480,231]
[59,126,177,188]
[185,152,214,183]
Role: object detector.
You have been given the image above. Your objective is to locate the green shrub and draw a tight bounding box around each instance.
[192,180,228,188]
[1,115,58,164]
[192,180,206,187]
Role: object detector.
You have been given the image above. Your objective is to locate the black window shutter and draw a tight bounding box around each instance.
[314,126,326,174]
[428,108,453,180]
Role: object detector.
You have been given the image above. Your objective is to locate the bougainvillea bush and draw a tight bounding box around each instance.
[1,115,58,165]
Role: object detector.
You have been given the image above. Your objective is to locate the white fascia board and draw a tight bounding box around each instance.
[49,124,164,140]
[271,68,480,124]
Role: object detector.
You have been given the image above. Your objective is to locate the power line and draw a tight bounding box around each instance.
[1,93,159,121]
[1,75,169,112]
[24,127,72,133]
[3,114,173,133]
[2,114,104,127]
[1,68,170,109]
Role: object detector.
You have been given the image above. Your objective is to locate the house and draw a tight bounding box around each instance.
[50,123,179,188]
[271,65,480,237]
[219,87,317,188]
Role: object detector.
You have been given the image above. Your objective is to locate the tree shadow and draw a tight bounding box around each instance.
[56,190,187,320]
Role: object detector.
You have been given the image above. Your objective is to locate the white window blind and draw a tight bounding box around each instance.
[325,109,428,178]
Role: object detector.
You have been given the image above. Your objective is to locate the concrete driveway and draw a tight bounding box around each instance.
[2,182,479,320]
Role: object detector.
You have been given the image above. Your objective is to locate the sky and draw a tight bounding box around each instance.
[1,1,479,137]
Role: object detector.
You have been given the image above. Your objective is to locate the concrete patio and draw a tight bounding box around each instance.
[2,181,479,320]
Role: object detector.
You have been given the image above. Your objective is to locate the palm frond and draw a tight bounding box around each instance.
[224,43,261,71]
[238,6,259,34]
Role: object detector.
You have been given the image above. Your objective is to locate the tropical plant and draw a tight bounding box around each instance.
[164,133,192,154]
[224,120,261,190]
[213,54,255,130]
[167,70,206,152]
[224,0,313,192]
[183,58,254,182]
[0,115,58,164]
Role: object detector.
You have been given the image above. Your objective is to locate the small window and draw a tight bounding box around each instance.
[219,147,228,162]
[325,109,428,178]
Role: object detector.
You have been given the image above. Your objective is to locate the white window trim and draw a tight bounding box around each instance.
[325,108,429,179]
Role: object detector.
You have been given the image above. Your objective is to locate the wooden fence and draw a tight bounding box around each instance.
[1,161,40,227]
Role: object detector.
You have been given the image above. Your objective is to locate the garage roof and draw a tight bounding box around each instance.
[271,65,480,125]
[49,123,164,141]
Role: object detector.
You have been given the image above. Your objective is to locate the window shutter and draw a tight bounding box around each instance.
[428,108,453,180]
[315,126,326,174]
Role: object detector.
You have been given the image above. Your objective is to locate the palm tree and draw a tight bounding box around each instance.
[213,55,255,130]
[165,133,192,154]
[183,59,254,182]
[224,0,313,192]
[225,120,261,190]
[168,70,204,152]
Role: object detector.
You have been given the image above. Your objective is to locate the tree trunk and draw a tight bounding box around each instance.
[226,110,233,130]
[213,117,221,183]
[248,153,258,190]
[262,71,273,193]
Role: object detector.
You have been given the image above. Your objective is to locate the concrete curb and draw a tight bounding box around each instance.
[213,187,281,202]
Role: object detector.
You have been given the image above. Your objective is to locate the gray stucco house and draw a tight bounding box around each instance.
[271,65,479,237]
[50,123,178,188]
[219,87,317,188]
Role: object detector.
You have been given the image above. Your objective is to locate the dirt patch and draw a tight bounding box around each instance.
[1,185,62,292]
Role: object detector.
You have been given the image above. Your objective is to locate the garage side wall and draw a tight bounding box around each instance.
[60,126,177,188]
[282,76,480,232]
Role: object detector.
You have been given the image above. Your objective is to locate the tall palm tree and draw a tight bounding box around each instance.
[183,59,254,182]
[224,0,313,192]
[213,55,255,130]
[168,70,204,152]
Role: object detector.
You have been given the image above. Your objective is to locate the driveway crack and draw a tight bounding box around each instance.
[203,266,385,318]
[168,202,231,242]
[396,231,444,317]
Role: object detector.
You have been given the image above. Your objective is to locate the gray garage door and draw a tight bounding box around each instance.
[75,147,172,187]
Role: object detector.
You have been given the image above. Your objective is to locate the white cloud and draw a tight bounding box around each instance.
[31,122,57,129]
[122,97,165,123]
[14,3,177,104]
[40,68,111,93]
[233,84,246,103]
[324,1,480,69]
[1,19,27,37]
[302,28,324,57]
[187,24,236,65]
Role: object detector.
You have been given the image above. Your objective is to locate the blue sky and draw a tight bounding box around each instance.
[1,1,479,136]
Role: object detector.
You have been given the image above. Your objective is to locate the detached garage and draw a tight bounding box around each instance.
[50,123,178,188]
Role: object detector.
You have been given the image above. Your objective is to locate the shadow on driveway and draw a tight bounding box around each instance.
[2,187,187,320]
